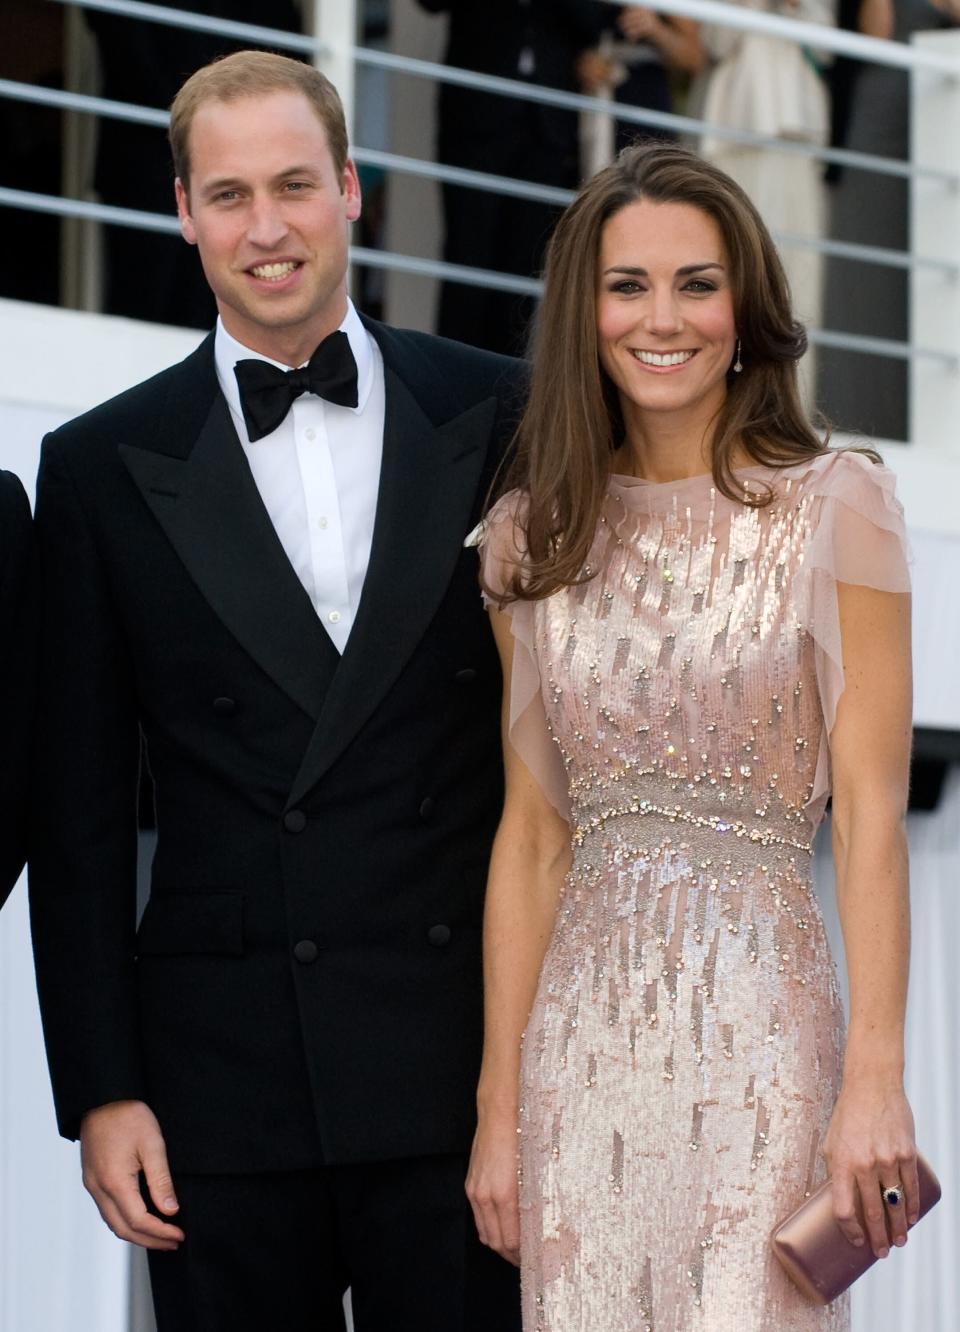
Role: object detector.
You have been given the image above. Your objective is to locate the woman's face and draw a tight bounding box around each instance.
[596,199,737,430]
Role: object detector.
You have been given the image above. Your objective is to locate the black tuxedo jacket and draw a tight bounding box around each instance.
[0,470,35,906]
[29,320,525,1173]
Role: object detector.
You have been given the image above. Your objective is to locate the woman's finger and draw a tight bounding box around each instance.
[830,1168,865,1248]
[899,1152,921,1227]
[879,1170,909,1247]
[856,1170,890,1258]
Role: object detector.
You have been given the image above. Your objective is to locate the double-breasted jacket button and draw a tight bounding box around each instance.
[418,796,435,821]
[212,696,237,716]
[454,668,477,685]
[283,809,307,834]
[293,939,318,964]
[427,924,451,948]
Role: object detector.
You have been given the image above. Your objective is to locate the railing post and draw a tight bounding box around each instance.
[911,30,960,451]
[307,0,357,138]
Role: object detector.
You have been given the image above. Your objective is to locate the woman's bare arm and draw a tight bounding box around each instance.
[823,582,917,1257]
[857,0,894,39]
[465,605,571,1265]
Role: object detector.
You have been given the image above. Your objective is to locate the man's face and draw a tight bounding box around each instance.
[176,89,361,365]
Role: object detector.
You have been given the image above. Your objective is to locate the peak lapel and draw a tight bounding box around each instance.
[119,393,338,721]
[287,365,497,807]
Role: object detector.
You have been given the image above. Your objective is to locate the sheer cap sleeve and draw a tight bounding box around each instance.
[479,492,571,824]
[799,450,911,819]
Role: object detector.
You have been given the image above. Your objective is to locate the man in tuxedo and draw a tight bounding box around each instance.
[30,51,523,1331]
[0,470,34,906]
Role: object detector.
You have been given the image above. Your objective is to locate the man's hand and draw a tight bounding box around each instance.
[80,1100,185,1250]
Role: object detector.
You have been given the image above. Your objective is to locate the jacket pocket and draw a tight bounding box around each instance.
[136,891,244,957]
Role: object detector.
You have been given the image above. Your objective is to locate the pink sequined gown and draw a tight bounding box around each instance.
[482,452,910,1331]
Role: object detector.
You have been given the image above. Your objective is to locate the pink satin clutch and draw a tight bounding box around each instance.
[771,1154,942,1304]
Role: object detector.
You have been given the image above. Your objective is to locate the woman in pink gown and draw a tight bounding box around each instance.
[466,143,918,1330]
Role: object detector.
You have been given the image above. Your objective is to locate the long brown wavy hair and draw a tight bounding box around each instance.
[492,141,838,603]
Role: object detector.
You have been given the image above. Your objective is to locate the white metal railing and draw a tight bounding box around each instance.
[51,0,960,75]
[1,0,958,378]
[4,74,957,280]
[43,0,960,183]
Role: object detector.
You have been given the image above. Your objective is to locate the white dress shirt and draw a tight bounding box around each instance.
[215,300,385,654]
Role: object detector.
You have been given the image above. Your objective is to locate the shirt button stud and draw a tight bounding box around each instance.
[293,939,318,964]
[305,427,317,441]
[317,516,328,530]
[328,610,341,624]
[283,810,307,833]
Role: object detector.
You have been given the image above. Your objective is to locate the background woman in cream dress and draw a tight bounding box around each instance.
[696,0,835,404]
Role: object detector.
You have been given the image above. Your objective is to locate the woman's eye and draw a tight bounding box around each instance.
[611,279,644,295]
[684,279,717,293]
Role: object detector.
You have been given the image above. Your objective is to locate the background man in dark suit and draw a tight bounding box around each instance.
[30,51,523,1332]
[416,0,604,355]
[0,470,34,907]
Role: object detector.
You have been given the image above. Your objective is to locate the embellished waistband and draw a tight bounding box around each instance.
[570,797,813,855]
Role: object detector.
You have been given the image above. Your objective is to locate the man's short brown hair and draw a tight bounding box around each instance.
[169,50,349,192]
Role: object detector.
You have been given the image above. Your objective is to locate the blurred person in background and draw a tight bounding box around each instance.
[0,471,34,908]
[820,0,958,442]
[415,0,605,356]
[578,5,705,175]
[694,0,835,405]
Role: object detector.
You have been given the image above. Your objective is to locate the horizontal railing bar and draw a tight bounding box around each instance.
[806,327,953,363]
[50,0,960,77]
[351,146,574,207]
[0,184,182,234]
[1,186,954,365]
[349,47,954,184]
[350,245,542,296]
[43,0,960,186]
[596,0,960,75]
[773,231,958,276]
[4,79,956,277]
[46,0,323,58]
[0,76,168,127]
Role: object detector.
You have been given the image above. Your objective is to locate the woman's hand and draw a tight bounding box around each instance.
[618,6,662,43]
[466,1108,522,1267]
[822,1078,919,1257]
[576,49,618,94]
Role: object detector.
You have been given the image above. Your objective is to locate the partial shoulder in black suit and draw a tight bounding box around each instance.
[30,319,525,1171]
[0,470,35,907]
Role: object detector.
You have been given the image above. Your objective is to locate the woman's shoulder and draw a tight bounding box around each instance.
[777,447,901,515]
[478,488,531,603]
[480,488,530,549]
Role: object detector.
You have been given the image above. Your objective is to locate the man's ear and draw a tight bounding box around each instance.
[175,177,197,245]
[342,159,362,224]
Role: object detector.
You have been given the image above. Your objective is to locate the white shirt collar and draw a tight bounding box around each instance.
[214,298,375,432]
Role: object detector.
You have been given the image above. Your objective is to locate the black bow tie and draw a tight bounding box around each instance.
[233,331,359,442]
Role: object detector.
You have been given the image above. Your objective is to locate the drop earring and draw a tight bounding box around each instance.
[733,338,743,374]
